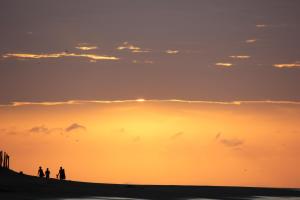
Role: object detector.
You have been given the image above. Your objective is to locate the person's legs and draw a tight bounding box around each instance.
[0,151,2,167]
[3,153,6,168]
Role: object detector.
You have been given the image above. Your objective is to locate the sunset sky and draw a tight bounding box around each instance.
[1,0,300,188]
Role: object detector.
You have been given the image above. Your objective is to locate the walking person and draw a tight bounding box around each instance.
[38,166,44,178]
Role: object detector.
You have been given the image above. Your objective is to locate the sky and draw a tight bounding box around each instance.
[0,0,300,188]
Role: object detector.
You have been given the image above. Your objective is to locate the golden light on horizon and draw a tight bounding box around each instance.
[1,101,300,188]
[136,98,146,102]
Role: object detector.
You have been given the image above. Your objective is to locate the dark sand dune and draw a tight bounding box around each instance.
[1,168,300,200]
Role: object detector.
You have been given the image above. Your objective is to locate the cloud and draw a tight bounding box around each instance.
[215,132,221,140]
[117,42,140,51]
[117,42,150,53]
[132,50,151,53]
[165,50,179,54]
[144,60,154,64]
[29,126,50,134]
[132,60,154,64]
[215,63,233,67]
[256,24,268,28]
[8,101,79,107]
[65,123,86,132]
[246,39,257,43]
[221,138,244,147]
[2,99,300,108]
[133,136,141,142]
[170,132,184,140]
[230,55,251,59]
[273,63,300,68]
[76,46,98,51]
[2,52,119,61]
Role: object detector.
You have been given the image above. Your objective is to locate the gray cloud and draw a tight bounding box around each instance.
[29,126,50,134]
[133,136,141,142]
[215,132,221,140]
[170,132,184,140]
[65,123,86,132]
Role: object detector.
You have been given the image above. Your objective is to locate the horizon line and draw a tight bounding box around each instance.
[1,99,300,107]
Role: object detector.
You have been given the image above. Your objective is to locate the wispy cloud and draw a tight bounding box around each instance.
[215,63,233,67]
[165,50,179,54]
[2,99,300,107]
[29,126,50,134]
[230,55,251,59]
[144,60,154,64]
[273,63,300,68]
[117,42,150,53]
[132,60,154,64]
[133,136,141,142]
[245,39,257,43]
[8,101,80,107]
[132,49,151,53]
[170,132,184,140]
[215,132,221,140]
[3,123,86,136]
[221,138,244,147]
[65,123,86,132]
[256,24,268,28]
[2,52,119,61]
[76,46,98,51]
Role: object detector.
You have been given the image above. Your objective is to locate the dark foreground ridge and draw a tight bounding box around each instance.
[1,168,300,200]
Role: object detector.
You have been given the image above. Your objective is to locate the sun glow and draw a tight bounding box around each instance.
[136,98,146,102]
[1,100,300,187]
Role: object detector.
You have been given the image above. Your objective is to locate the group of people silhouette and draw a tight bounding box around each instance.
[0,150,10,169]
[38,166,66,180]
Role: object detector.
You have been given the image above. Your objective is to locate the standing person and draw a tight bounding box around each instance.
[58,167,66,180]
[3,152,7,168]
[58,167,63,180]
[61,168,66,180]
[38,166,44,178]
[45,168,50,179]
[0,151,3,167]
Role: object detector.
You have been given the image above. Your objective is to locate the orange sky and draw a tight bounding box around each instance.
[1,100,300,188]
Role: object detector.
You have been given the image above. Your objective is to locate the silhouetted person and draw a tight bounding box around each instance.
[3,152,8,168]
[61,168,66,180]
[45,168,50,179]
[58,167,66,180]
[38,166,44,178]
